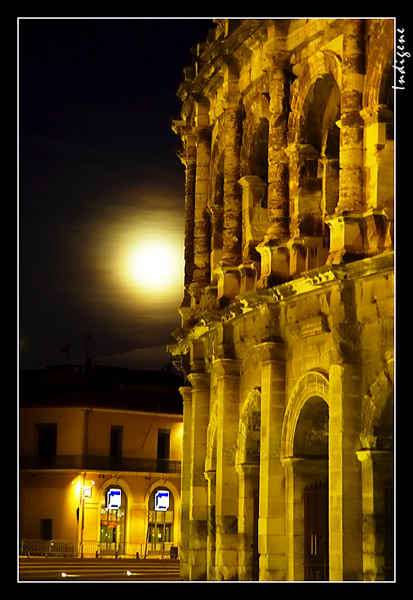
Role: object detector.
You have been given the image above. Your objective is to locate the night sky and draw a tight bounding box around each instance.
[19,17,213,371]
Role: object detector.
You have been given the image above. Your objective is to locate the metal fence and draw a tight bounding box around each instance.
[20,539,179,559]
[20,539,78,558]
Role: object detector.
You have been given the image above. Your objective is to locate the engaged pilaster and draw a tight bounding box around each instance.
[213,358,241,580]
[328,362,363,580]
[356,449,393,580]
[256,342,287,581]
[179,385,193,580]
[187,372,210,581]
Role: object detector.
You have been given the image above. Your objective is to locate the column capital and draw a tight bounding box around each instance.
[356,449,393,464]
[188,372,210,390]
[254,341,286,363]
[265,50,290,75]
[212,357,241,378]
[179,385,193,403]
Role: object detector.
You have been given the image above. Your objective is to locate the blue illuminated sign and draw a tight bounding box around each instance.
[154,490,170,511]
[107,488,121,509]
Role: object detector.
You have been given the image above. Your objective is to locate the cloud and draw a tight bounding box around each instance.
[95,344,175,370]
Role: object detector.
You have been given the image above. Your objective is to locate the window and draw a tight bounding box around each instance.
[157,429,170,473]
[157,429,170,459]
[40,519,52,540]
[35,423,57,467]
[147,487,174,551]
[110,426,123,458]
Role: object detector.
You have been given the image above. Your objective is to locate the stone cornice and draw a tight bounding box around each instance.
[171,252,394,349]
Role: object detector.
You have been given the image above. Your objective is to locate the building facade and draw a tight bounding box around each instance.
[19,365,183,558]
[169,19,394,581]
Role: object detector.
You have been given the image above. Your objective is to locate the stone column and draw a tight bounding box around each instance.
[328,363,363,580]
[187,372,210,580]
[327,19,366,263]
[178,132,197,320]
[179,385,192,580]
[356,449,393,580]
[213,358,241,580]
[267,53,290,240]
[190,126,211,304]
[257,53,291,284]
[215,98,243,300]
[257,342,287,581]
[339,19,365,212]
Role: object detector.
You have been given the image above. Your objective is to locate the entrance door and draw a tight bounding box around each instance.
[304,481,329,581]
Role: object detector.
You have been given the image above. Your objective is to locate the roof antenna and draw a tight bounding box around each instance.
[140,399,163,449]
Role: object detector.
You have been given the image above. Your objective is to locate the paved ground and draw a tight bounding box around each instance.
[18,557,181,582]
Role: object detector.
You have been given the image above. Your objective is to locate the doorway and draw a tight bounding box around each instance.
[283,391,329,580]
[294,396,329,581]
[304,481,329,580]
[99,486,126,555]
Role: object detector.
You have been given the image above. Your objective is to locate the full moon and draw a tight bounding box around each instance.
[127,238,183,294]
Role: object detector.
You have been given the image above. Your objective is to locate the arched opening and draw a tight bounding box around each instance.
[146,486,175,556]
[249,118,269,203]
[99,485,126,556]
[288,72,340,273]
[302,74,341,228]
[293,396,329,581]
[209,152,225,274]
[240,119,269,268]
[281,373,330,581]
[375,54,394,222]
[358,368,394,580]
[236,387,261,581]
[362,25,394,254]
[205,402,218,579]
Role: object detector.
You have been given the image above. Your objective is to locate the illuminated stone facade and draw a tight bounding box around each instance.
[170,19,394,581]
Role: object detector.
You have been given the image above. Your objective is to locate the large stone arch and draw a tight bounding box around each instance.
[288,50,342,146]
[205,399,218,580]
[236,386,262,466]
[205,399,218,473]
[363,19,394,111]
[360,358,394,450]
[236,386,262,581]
[362,20,394,222]
[357,353,394,580]
[281,370,330,581]
[287,51,341,248]
[281,370,330,460]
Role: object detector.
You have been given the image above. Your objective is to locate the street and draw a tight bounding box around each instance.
[19,557,180,582]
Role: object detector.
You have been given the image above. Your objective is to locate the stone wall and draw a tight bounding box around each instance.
[170,18,394,581]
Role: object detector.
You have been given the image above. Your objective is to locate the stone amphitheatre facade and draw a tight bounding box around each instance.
[169,18,394,581]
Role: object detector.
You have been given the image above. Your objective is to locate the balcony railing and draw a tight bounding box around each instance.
[20,455,181,474]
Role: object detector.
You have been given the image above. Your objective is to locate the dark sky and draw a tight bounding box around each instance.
[19,17,213,371]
